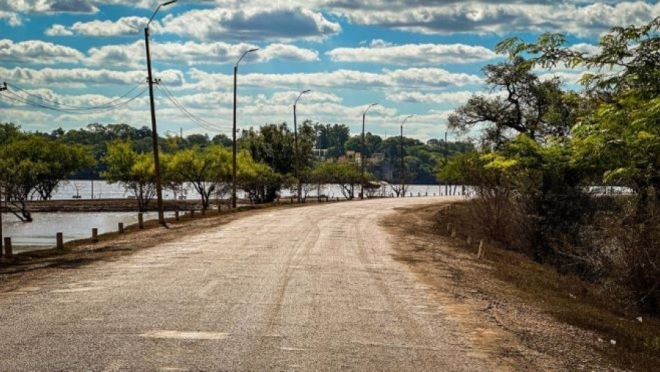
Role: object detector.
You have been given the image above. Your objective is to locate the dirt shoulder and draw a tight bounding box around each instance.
[383,202,659,372]
[0,205,286,290]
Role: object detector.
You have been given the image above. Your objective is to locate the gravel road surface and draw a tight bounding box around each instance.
[0,197,492,371]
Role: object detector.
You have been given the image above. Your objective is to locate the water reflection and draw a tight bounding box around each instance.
[3,211,165,252]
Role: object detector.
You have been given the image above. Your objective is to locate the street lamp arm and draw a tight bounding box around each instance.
[236,48,259,67]
[363,102,378,116]
[295,89,311,105]
[401,114,414,129]
[147,0,177,28]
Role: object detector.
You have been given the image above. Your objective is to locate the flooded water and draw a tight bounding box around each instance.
[2,181,457,253]
[2,211,165,253]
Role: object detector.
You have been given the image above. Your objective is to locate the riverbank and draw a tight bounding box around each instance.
[1,196,349,213]
[3,198,223,213]
[385,202,660,371]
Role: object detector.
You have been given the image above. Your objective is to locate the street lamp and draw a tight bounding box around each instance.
[232,48,258,209]
[360,103,378,200]
[400,115,413,198]
[293,89,311,203]
[145,0,177,226]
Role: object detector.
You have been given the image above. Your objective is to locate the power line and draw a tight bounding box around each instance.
[0,85,147,115]
[5,81,145,111]
[157,82,232,133]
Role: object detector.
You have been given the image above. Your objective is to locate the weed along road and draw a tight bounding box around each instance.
[0,198,492,371]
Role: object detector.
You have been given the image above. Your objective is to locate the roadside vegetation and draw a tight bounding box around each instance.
[438,18,660,322]
[0,121,471,218]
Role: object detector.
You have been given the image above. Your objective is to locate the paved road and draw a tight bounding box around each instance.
[0,198,489,371]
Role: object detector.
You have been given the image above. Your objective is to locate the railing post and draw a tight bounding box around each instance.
[92,228,98,243]
[118,222,124,234]
[3,237,11,258]
[56,233,64,250]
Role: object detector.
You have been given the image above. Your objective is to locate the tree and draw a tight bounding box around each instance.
[314,123,350,158]
[239,122,314,202]
[447,56,575,149]
[102,141,158,212]
[0,135,94,221]
[168,146,232,211]
[312,161,367,200]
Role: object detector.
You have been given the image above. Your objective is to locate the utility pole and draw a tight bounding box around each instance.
[400,115,413,198]
[144,0,176,226]
[232,48,258,209]
[361,103,378,200]
[0,82,5,252]
[293,89,311,203]
[444,131,448,196]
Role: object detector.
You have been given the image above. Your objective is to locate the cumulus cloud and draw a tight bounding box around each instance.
[0,11,22,26]
[327,42,498,65]
[0,66,149,87]
[323,1,660,37]
[185,67,482,91]
[45,24,74,36]
[0,39,84,64]
[161,6,341,41]
[0,0,98,13]
[85,40,319,68]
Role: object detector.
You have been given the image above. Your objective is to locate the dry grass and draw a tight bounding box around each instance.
[384,201,660,371]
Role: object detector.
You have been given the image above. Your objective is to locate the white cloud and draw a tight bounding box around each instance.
[85,40,319,68]
[161,6,341,41]
[70,16,148,36]
[0,66,151,87]
[45,24,74,36]
[387,91,477,104]
[186,67,482,91]
[327,43,497,65]
[323,1,660,37]
[0,11,21,26]
[0,39,84,64]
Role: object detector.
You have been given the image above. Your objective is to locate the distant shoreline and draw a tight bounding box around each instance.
[2,198,225,213]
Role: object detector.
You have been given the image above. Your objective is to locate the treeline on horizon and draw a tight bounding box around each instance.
[0,120,473,222]
[3,121,472,185]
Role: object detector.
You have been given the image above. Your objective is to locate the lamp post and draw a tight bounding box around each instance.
[145,0,177,226]
[400,115,413,198]
[360,103,378,200]
[232,48,258,209]
[293,89,311,203]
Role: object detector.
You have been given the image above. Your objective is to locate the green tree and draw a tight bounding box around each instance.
[168,146,232,211]
[0,135,93,221]
[102,141,158,212]
[447,56,575,148]
[312,161,366,200]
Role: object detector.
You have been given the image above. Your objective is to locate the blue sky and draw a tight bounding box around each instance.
[0,1,657,141]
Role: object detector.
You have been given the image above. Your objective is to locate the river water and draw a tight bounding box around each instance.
[2,181,458,252]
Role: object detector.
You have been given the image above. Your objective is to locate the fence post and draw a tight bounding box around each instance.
[3,237,11,258]
[138,213,144,229]
[175,210,179,221]
[118,222,124,234]
[477,240,485,259]
[92,228,98,243]
[56,233,64,250]
[190,210,195,219]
